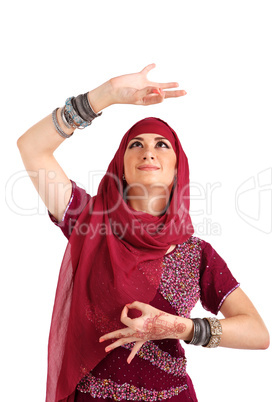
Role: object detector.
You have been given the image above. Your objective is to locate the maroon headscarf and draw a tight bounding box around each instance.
[46,117,194,401]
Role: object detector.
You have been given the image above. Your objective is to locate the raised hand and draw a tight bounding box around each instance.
[109,64,187,106]
[99,301,187,364]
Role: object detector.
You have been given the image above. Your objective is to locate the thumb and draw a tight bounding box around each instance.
[125,301,146,312]
[141,63,156,75]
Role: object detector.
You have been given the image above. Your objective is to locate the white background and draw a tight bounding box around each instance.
[1,1,276,401]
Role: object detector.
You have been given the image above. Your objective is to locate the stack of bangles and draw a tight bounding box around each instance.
[186,317,223,348]
[52,93,102,139]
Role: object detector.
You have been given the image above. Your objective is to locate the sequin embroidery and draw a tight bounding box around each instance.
[122,341,187,377]
[77,376,188,401]
[159,237,202,318]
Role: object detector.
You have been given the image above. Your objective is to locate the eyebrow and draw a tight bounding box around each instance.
[130,136,169,141]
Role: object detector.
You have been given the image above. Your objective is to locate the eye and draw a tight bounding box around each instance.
[128,140,170,149]
[156,141,170,148]
[129,141,143,148]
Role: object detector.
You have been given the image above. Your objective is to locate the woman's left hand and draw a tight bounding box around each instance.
[99,301,187,364]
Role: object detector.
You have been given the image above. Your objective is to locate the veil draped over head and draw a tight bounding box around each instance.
[46,117,194,402]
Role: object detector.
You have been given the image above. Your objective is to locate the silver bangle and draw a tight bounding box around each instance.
[61,106,73,129]
[52,108,73,139]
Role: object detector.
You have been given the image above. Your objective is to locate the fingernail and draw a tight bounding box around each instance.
[152,88,160,94]
[99,338,104,343]
[105,347,112,352]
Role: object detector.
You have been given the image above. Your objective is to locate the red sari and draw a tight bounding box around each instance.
[46,118,239,401]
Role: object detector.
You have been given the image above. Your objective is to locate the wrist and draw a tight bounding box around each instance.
[167,315,194,341]
[180,318,194,342]
[88,80,114,113]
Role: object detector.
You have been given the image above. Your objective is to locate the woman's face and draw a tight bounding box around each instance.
[123,133,177,192]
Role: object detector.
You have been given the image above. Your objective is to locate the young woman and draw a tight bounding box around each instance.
[17,64,269,402]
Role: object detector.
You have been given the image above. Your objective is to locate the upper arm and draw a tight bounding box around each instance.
[17,148,72,223]
[199,239,239,315]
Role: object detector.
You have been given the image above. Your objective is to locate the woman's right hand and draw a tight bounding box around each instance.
[109,63,186,105]
[88,64,186,112]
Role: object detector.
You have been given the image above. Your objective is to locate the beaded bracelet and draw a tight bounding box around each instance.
[63,106,79,129]
[65,97,91,129]
[203,317,222,348]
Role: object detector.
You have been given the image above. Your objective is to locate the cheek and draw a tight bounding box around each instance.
[164,155,177,173]
[123,153,134,177]
[123,153,129,173]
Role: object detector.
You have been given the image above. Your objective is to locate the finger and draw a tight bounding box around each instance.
[164,90,187,98]
[151,88,164,95]
[127,341,145,364]
[142,92,165,106]
[105,337,137,352]
[141,63,156,75]
[120,301,144,326]
[99,328,129,342]
[133,87,164,106]
[149,82,180,90]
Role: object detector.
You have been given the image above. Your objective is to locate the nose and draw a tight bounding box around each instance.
[143,149,155,160]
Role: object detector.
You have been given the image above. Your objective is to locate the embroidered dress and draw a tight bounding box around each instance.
[48,180,239,402]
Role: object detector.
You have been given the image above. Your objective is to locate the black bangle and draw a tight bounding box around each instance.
[185,318,212,346]
[203,318,212,346]
[84,92,102,118]
[185,319,206,346]
[74,94,93,122]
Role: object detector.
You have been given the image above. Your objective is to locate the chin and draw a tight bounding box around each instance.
[139,180,173,191]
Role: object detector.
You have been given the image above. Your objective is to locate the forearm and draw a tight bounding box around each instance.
[219,314,270,349]
[17,81,113,156]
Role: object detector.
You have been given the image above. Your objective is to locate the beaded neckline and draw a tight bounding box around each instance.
[164,237,192,258]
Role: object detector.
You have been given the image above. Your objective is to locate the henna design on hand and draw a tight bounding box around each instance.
[133,312,186,341]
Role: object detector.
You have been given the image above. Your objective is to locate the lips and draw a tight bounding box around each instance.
[137,165,160,171]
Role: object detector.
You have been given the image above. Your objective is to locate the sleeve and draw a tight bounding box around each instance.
[48,179,92,240]
[199,240,240,315]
